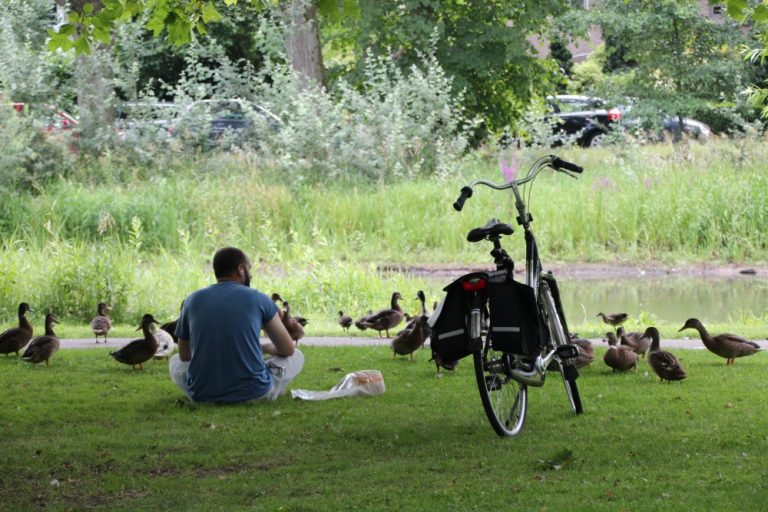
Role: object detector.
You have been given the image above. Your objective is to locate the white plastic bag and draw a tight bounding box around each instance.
[291,370,385,400]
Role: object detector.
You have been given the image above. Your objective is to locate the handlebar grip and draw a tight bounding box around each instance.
[453,186,473,211]
[552,157,583,174]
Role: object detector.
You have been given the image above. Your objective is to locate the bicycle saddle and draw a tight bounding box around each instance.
[466,218,514,243]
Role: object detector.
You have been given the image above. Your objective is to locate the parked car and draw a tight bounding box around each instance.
[5,102,79,134]
[619,99,711,142]
[546,95,624,147]
[115,101,177,140]
[659,116,711,141]
[169,99,281,149]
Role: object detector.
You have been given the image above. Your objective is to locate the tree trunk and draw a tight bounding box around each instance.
[281,0,325,90]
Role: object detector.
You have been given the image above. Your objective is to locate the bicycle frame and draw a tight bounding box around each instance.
[461,155,581,387]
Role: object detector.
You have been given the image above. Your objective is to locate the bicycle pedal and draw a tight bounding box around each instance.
[555,343,579,360]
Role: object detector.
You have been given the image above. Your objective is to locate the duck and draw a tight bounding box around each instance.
[391,316,429,359]
[679,318,763,365]
[338,311,353,331]
[271,293,285,319]
[282,301,305,343]
[0,302,34,357]
[360,292,404,338]
[570,335,594,369]
[430,352,460,374]
[403,290,429,331]
[354,310,373,331]
[152,323,176,360]
[90,302,112,344]
[597,312,628,327]
[617,326,651,359]
[603,331,638,372]
[110,314,160,370]
[22,313,60,367]
[644,327,686,382]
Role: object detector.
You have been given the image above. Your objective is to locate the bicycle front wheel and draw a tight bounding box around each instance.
[539,281,583,414]
[473,346,528,437]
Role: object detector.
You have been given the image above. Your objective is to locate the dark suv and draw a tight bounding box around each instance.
[547,95,623,147]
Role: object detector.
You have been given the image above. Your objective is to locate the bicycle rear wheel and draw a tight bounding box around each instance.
[473,345,528,437]
[539,281,583,414]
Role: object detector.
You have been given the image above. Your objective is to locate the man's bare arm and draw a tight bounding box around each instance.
[262,313,295,357]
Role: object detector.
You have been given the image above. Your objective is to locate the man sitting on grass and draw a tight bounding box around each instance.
[169,246,303,403]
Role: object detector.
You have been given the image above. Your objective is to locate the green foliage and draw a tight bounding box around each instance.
[339,0,569,136]
[570,44,607,94]
[722,0,768,118]
[571,0,758,135]
[1,347,768,509]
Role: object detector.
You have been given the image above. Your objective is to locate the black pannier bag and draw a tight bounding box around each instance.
[487,279,549,358]
[428,272,488,363]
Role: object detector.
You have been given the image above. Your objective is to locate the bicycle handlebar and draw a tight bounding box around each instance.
[455,155,584,209]
[453,186,473,211]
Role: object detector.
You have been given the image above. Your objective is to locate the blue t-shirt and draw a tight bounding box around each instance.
[175,281,279,403]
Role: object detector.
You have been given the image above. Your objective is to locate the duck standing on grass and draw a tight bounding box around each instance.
[603,331,638,372]
[0,302,34,357]
[110,314,160,370]
[570,335,594,369]
[644,327,686,383]
[22,313,60,367]
[679,318,763,365]
[338,311,353,332]
[597,312,628,327]
[617,326,651,359]
[360,292,404,338]
[391,316,429,359]
[91,302,112,344]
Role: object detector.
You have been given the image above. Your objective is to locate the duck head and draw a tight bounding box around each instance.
[19,302,33,316]
[136,314,161,331]
[271,293,284,304]
[678,318,702,332]
[97,302,112,315]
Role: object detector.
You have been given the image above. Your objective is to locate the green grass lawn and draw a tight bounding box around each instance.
[2,346,767,510]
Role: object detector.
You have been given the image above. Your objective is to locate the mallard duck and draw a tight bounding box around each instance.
[22,313,60,367]
[271,293,285,319]
[110,314,160,370]
[391,316,429,359]
[570,335,594,369]
[403,290,429,331]
[644,327,686,382]
[354,310,373,331]
[282,301,305,343]
[0,302,34,357]
[430,352,459,374]
[617,326,651,358]
[360,292,404,338]
[679,318,763,365]
[597,312,628,327]
[338,311,353,331]
[152,323,176,360]
[90,302,112,344]
[603,331,638,372]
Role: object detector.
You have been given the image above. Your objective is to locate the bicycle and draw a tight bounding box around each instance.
[429,154,584,437]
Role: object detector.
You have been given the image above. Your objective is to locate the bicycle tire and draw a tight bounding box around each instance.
[539,282,583,414]
[473,344,528,437]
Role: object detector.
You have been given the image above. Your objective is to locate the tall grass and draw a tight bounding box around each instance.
[1,141,767,325]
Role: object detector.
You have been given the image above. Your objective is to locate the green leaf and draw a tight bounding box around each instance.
[726,0,748,20]
[83,3,94,14]
[58,24,77,37]
[168,18,193,45]
[754,5,768,23]
[202,3,222,23]
[74,35,92,55]
[47,32,74,52]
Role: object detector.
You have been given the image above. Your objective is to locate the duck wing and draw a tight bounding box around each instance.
[22,336,60,363]
[91,315,111,333]
[718,333,761,350]
[649,350,686,381]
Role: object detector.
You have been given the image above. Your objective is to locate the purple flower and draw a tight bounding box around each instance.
[501,157,519,183]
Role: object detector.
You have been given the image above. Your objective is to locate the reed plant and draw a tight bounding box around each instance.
[1,140,768,328]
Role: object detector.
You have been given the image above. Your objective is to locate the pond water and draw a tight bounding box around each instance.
[418,271,768,326]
